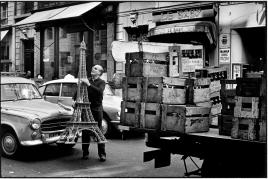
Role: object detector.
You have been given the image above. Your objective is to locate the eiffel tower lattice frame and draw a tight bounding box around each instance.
[58,39,107,144]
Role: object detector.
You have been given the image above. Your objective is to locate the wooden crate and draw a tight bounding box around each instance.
[231,117,258,141]
[168,46,181,77]
[210,91,221,104]
[161,104,185,133]
[122,77,143,102]
[221,98,235,115]
[185,106,210,133]
[207,67,227,81]
[193,78,211,103]
[236,77,262,97]
[234,96,259,118]
[143,77,187,104]
[161,105,210,133]
[210,115,219,127]
[220,79,237,115]
[220,79,237,98]
[209,80,221,94]
[210,103,222,116]
[140,102,161,130]
[259,119,267,142]
[218,114,233,136]
[120,101,140,128]
[125,52,168,77]
[195,68,208,78]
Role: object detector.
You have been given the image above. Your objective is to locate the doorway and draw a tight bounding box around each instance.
[23,39,34,78]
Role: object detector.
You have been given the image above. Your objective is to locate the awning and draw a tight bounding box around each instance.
[1,30,9,41]
[148,21,216,45]
[15,2,101,26]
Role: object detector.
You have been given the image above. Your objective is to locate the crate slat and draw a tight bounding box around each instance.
[120,101,140,127]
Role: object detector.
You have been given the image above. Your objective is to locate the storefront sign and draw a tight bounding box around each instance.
[153,8,215,23]
[219,34,230,48]
[219,48,230,64]
[181,58,203,72]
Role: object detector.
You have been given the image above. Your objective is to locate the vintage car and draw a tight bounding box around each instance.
[1,76,74,158]
[38,77,122,137]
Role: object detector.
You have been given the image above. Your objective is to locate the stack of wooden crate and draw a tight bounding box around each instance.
[218,79,237,136]
[195,67,227,127]
[120,48,211,134]
[231,77,266,141]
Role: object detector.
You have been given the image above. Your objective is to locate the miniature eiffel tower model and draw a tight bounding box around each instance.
[58,39,107,144]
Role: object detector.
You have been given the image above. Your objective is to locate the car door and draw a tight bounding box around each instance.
[43,83,61,104]
[58,82,77,106]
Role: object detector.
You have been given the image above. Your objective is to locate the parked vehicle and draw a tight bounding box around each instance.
[1,76,74,158]
[38,77,122,137]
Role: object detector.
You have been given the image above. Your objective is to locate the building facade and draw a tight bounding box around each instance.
[114,1,266,79]
[1,1,117,81]
[1,2,266,80]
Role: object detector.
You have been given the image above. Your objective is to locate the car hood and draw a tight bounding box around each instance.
[1,99,73,121]
[103,95,122,111]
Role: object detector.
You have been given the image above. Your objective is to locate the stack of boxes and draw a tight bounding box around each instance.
[195,67,227,127]
[218,79,237,136]
[231,77,266,141]
[120,45,211,134]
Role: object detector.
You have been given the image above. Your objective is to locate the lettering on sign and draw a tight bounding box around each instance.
[219,48,230,64]
[182,58,203,73]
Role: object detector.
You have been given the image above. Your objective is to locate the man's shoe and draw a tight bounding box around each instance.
[99,155,106,162]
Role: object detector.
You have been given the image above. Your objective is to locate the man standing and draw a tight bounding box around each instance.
[79,65,106,162]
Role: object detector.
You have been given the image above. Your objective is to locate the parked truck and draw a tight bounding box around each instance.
[112,41,267,177]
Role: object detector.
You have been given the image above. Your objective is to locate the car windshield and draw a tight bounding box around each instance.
[1,83,42,101]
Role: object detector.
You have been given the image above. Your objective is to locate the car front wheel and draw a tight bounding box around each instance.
[1,128,20,158]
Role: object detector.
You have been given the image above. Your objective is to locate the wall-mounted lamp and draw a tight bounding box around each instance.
[22,29,28,39]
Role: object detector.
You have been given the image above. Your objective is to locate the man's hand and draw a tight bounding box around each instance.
[80,78,91,86]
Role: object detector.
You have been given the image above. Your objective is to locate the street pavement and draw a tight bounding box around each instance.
[1,134,203,177]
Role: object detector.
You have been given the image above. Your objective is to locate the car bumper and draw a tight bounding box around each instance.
[20,135,61,146]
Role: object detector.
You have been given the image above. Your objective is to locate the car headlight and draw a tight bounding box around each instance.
[30,118,41,130]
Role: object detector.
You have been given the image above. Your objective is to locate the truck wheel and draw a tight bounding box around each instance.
[1,128,20,158]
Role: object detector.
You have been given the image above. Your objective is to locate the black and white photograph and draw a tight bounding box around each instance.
[0,1,267,178]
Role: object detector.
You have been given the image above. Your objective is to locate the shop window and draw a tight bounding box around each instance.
[47,28,53,40]
[60,28,67,38]
[22,2,34,14]
[0,39,9,60]
[1,3,8,25]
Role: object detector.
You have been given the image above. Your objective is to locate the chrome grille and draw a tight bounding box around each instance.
[41,118,71,132]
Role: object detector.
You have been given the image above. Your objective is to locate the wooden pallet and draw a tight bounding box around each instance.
[120,101,140,128]
[231,117,258,141]
[234,96,259,118]
[161,105,210,133]
[125,52,168,77]
[218,114,233,136]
